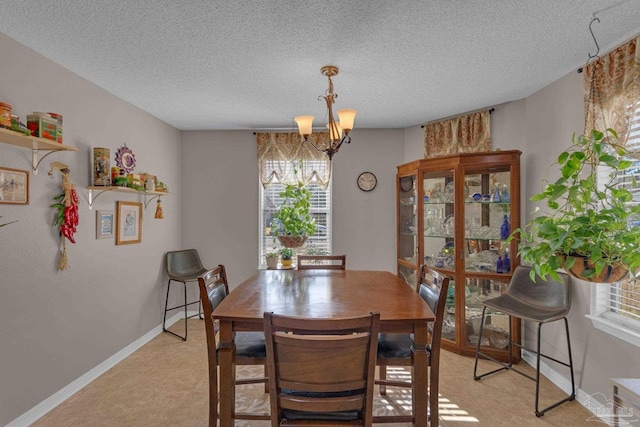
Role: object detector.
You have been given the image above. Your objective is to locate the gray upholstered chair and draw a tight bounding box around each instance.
[163,249,208,340]
[263,311,380,427]
[473,265,575,417]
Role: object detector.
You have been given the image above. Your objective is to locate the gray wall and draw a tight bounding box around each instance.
[1,28,638,425]
[180,128,404,286]
[0,33,182,425]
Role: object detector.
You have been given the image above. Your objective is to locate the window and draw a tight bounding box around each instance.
[259,176,332,268]
[589,99,640,346]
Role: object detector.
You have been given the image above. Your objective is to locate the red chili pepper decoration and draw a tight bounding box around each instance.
[49,162,79,270]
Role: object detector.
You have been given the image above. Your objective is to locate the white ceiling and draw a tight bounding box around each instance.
[0,1,639,131]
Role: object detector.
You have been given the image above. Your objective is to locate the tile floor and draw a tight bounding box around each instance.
[32,319,596,426]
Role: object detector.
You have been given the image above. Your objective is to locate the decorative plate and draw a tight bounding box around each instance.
[115,144,136,173]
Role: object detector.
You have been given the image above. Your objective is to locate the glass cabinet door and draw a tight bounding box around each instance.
[464,171,513,274]
[398,174,417,285]
[422,172,455,274]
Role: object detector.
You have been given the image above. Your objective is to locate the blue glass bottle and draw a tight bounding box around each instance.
[504,252,511,272]
[500,215,510,239]
[492,186,502,203]
[496,255,504,273]
[502,185,510,203]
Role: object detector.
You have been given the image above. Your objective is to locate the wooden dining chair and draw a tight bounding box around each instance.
[297,254,346,270]
[263,311,380,427]
[375,265,450,427]
[198,265,269,426]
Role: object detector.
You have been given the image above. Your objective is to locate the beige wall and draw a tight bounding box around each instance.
[0,33,182,424]
[180,128,404,284]
[1,27,638,425]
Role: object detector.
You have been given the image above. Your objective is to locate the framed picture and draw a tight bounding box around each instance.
[96,210,114,239]
[116,201,142,245]
[0,167,29,205]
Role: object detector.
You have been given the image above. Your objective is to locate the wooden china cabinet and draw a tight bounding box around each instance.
[396,150,522,362]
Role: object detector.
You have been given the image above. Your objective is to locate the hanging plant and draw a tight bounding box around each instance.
[510,129,640,282]
[270,182,316,248]
[49,162,79,270]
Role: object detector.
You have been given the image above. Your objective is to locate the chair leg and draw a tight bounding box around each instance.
[163,279,189,341]
[162,279,172,332]
[474,309,513,380]
[379,365,387,395]
[534,318,576,417]
[182,281,188,341]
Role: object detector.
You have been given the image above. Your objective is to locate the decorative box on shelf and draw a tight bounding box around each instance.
[27,113,58,141]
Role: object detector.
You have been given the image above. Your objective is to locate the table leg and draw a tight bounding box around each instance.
[412,322,429,427]
[218,321,236,427]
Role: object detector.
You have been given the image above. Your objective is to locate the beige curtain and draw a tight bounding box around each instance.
[584,36,640,144]
[424,110,491,158]
[256,132,332,189]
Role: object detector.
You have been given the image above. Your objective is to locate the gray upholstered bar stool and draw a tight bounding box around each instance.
[473,265,575,416]
[163,249,207,340]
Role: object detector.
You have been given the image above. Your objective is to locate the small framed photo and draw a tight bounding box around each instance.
[96,210,114,239]
[116,201,142,245]
[0,167,29,205]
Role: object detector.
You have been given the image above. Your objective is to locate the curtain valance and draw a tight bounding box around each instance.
[256,132,332,189]
[424,110,491,158]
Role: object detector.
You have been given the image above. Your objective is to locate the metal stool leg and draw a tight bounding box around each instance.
[163,279,172,333]
[163,278,203,341]
[474,307,510,380]
[182,281,188,341]
[535,318,576,417]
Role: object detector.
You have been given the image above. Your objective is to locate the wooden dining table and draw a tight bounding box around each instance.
[212,268,436,427]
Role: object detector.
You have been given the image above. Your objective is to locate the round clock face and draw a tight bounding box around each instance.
[357,172,377,192]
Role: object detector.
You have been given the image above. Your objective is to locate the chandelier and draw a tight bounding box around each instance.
[294,65,357,160]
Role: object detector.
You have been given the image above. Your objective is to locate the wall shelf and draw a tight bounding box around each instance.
[0,127,78,174]
[87,186,168,209]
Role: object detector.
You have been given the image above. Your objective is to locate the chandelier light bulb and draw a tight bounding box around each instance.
[294,115,314,138]
[337,109,357,133]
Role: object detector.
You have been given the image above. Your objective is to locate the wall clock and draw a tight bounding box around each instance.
[357,172,377,192]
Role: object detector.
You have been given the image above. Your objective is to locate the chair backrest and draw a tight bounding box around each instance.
[198,265,230,365]
[297,254,346,270]
[166,249,207,279]
[416,265,450,353]
[508,265,571,312]
[197,265,231,427]
[264,311,380,427]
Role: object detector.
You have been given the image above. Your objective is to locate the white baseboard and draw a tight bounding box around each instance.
[521,349,607,424]
[6,311,199,427]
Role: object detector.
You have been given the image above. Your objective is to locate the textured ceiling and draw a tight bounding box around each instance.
[0,1,639,131]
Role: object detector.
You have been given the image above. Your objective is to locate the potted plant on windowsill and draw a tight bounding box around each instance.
[271,182,317,248]
[510,128,640,283]
[279,247,294,268]
[265,251,279,269]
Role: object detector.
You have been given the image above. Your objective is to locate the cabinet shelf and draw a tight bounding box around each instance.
[0,127,78,174]
[87,186,169,208]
